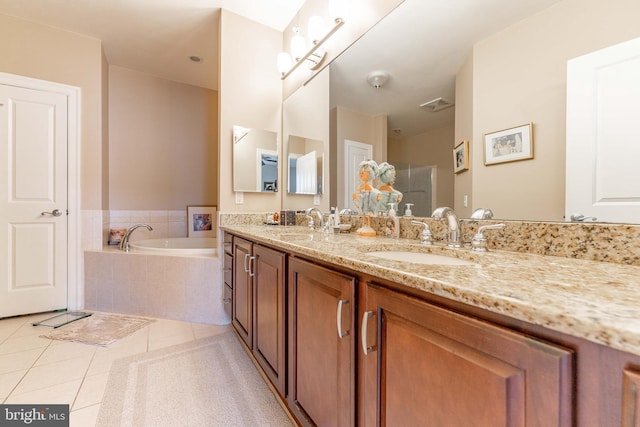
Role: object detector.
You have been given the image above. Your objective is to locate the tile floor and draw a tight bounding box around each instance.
[0,311,231,426]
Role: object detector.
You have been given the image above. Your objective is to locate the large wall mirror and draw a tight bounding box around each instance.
[324,0,640,223]
[287,135,323,195]
[232,125,278,193]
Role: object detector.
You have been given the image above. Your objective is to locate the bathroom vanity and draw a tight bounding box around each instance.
[221,224,640,426]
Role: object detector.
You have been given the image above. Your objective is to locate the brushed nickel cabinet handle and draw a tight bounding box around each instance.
[243,253,250,273]
[361,310,376,355]
[248,256,256,277]
[336,299,349,339]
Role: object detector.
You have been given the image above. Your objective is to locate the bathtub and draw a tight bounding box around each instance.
[129,237,217,255]
[84,236,228,325]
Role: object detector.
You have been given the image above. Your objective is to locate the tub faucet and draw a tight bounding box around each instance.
[120,224,153,252]
[306,208,325,232]
[431,207,461,248]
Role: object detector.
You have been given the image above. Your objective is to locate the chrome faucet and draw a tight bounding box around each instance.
[306,208,325,232]
[120,224,153,252]
[431,207,461,248]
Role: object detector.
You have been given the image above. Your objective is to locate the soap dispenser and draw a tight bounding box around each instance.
[386,203,400,238]
[404,203,414,217]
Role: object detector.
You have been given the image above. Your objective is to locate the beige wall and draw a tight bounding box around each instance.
[332,106,387,209]
[101,48,110,210]
[218,10,283,212]
[0,13,104,209]
[466,0,640,221]
[282,68,330,211]
[109,66,218,210]
[388,125,455,211]
[454,53,473,217]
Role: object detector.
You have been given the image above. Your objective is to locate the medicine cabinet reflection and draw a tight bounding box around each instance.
[287,135,323,195]
[233,125,278,193]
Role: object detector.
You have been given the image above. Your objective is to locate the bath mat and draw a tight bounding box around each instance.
[39,312,154,346]
[97,331,293,427]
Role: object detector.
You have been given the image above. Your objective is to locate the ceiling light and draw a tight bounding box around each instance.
[367,71,390,89]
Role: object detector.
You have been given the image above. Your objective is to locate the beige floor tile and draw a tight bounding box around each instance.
[192,322,231,339]
[0,370,26,400]
[148,318,194,339]
[5,379,82,405]
[73,372,109,410]
[12,356,92,395]
[148,331,195,351]
[86,337,148,377]
[0,347,47,375]
[70,403,100,427]
[35,341,98,367]
[0,334,51,355]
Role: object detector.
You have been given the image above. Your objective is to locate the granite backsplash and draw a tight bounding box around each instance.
[219,212,640,266]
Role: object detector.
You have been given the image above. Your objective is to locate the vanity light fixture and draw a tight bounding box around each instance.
[278,16,345,80]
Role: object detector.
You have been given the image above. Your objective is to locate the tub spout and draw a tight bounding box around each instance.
[120,224,153,252]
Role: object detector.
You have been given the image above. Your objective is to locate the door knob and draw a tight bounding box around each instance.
[41,209,63,217]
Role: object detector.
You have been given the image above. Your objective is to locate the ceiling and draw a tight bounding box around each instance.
[330,0,564,137]
[0,0,306,90]
[1,0,563,135]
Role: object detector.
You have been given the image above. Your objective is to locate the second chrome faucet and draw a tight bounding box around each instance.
[431,207,461,248]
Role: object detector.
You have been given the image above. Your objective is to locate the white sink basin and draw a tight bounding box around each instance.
[365,251,477,266]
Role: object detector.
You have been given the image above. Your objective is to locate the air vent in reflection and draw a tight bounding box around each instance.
[419,97,454,112]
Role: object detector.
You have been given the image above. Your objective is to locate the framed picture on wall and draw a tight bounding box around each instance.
[484,123,534,165]
[187,205,217,237]
[453,140,469,174]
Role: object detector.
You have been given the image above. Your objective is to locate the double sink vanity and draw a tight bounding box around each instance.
[220,215,640,426]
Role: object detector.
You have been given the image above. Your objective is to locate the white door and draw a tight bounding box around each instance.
[296,150,317,194]
[566,36,640,223]
[0,84,68,317]
[343,140,373,211]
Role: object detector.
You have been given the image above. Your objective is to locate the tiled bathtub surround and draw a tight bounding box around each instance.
[81,210,189,250]
[219,212,640,266]
[107,210,188,244]
[84,249,228,325]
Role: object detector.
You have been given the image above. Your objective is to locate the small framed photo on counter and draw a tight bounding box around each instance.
[187,205,217,237]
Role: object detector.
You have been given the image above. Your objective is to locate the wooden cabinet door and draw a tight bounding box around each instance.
[360,283,573,427]
[232,237,253,348]
[252,244,286,396]
[288,257,356,427]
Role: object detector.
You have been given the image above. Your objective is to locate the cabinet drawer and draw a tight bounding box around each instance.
[222,232,233,255]
[223,284,232,320]
[223,253,233,287]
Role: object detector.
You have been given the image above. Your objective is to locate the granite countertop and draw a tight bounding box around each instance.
[221,224,640,356]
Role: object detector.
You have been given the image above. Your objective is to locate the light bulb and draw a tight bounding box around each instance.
[308,16,325,44]
[277,52,292,75]
[290,28,306,61]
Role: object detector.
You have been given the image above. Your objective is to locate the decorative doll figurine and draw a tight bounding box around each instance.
[375,162,403,212]
[352,160,381,236]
